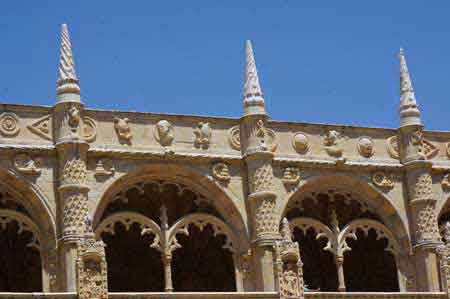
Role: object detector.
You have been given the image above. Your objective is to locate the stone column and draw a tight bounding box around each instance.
[336,256,346,292]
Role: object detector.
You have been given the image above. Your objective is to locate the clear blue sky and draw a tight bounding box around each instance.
[0,1,449,130]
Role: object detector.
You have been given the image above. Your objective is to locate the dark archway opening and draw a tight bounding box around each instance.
[102,222,164,292]
[0,220,42,291]
[344,228,399,292]
[172,224,236,291]
[292,227,338,291]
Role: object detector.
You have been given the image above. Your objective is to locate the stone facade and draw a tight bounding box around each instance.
[2,24,450,298]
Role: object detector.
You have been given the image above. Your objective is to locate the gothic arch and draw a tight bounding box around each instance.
[93,163,248,250]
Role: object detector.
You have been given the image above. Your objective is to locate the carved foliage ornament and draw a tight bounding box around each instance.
[212,162,231,183]
[323,130,345,158]
[114,117,132,143]
[194,121,211,149]
[372,171,394,190]
[14,154,41,176]
[154,120,174,147]
[358,136,375,158]
[0,112,20,137]
[292,132,309,154]
[28,114,52,141]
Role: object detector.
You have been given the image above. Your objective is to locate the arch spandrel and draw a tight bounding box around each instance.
[92,162,249,251]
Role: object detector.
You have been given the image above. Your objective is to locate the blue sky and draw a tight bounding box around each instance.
[0,1,449,130]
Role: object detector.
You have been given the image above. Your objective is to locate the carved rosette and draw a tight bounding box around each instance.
[0,112,20,137]
[212,162,231,183]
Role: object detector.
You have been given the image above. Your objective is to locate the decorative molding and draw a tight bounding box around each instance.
[357,136,375,158]
[83,117,97,143]
[0,112,20,137]
[212,162,231,183]
[292,132,309,154]
[114,117,132,144]
[372,171,394,190]
[27,114,52,141]
[194,121,211,149]
[281,167,300,186]
[228,125,241,151]
[94,159,115,178]
[13,153,41,175]
[154,120,174,147]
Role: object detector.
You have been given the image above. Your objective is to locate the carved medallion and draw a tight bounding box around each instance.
[28,114,52,141]
[386,136,399,159]
[386,134,438,160]
[13,154,41,175]
[212,162,231,183]
[228,126,241,151]
[358,136,375,158]
[442,174,450,191]
[281,167,300,186]
[114,117,132,144]
[83,117,97,143]
[372,171,394,190]
[154,120,174,147]
[94,159,115,177]
[323,130,344,158]
[292,132,309,154]
[194,121,211,149]
[0,112,20,137]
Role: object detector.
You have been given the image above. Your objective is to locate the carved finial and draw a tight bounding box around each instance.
[243,40,266,116]
[398,48,422,127]
[57,24,80,99]
[281,218,293,242]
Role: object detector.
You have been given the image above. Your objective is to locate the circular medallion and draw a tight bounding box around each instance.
[83,117,97,142]
[228,126,241,151]
[357,136,375,158]
[0,112,20,137]
[292,132,309,154]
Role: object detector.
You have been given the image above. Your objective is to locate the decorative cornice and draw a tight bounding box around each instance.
[243,40,266,116]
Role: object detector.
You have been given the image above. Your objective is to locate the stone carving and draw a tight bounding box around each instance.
[437,222,450,297]
[251,162,274,193]
[386,136,399,159]
[357,136,375,158]
[447,142,450,160]
[228,125,241,151]
[0,112,20,137]
[62,158,87,185]
[292,132,309,154]
[154,120,174,147]
[212,162,231,183]
[114,117,132,144]
[408,172,433,203]
[13,154,41,175]
[442,174,450,191]
[28,114,52,141]
[83,117,97,142]
[372,171,394,190]
[254,197,278,237]
[68,106,81,132]
[63,193,88,237]
[194,121,211,149]
[416,204,440,243]
[323,130,345,158]
[282,167,300,186]
[94,159,115,177]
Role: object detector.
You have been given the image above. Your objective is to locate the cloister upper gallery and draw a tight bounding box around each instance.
[1,24,450,298]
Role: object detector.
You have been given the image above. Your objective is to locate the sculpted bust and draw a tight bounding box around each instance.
[155,120,174,146]
[114,117,132,143]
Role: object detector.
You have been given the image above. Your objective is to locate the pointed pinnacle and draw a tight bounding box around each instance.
[398,48,421,127]
[243,40,266,116]
[57,24,80,97]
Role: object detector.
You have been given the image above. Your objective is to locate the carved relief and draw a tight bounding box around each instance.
[0,112,20,137]
[62,158,87,185]
[323,130,345,158]
[83,117,97,142]
[282,167,300,186]
[28,114,52,141]
[386,136,399,159]
[13,154,41,175]
[292,132,309,154]
[154,120,174,147]
[194,121,211,149]
[68,105,81,132]
[212,162,231,183]
[114,117,132,144]
[228,125,241,151]
[251,162,274,193]
[94,159,115,178]
[372,171,394,190]
[416,205,440,243]
[357,136,374,158]
[63,193,88,236]
[254,197,278,236]
[442,174,450,191]
[408,172,433,202]
[446,143,450,160]
[410,129,439,160]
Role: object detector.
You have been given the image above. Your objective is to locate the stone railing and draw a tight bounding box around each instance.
[109,293,279,299]
[306,292,446,299]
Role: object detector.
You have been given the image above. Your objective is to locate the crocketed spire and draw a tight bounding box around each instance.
[243,40,266,116]
[398,48,422,127]
[56,24,80,99]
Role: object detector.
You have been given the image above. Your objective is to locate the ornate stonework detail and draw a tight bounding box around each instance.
[386,135,399,159]
[442,174,450,191]
[68,106,81,132]
[0,210,41,250]
[57,24,80,96]
[243,40,266,116]
[0,112,20,137]
[13,154,41,175]
[323,130,345,158]
[254,197,278,237]
[62,158,87,185]
[446,142,450,160]
[212,162,231,183]
[292,132,309,154]
[114,117,132,144]
[194,121,211,149]
[154,120,174,147]
[416,204,440,243]
[282,167,300,186]
[409,172,433,203]
[63,193,88,237]
[83,117,97,142]
[372,171,394,190]
[94,159,115,178]
[398,48,421,127]
[228,125,241,151]
[251,162,274,193]
[437,222,450,297]
[27,114,52,141]
[357,136,375,158]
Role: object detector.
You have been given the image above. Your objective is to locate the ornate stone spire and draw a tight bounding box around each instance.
[57,24,80,99]
[243,40,266,116]
[398,48,422,127]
